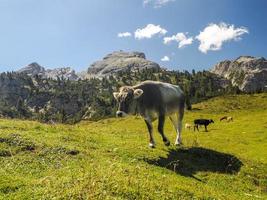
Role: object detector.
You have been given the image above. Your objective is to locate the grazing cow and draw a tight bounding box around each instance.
[113,80,185,148]
[220,116,227,121]
[226,116,233,122]
[185,123,193,130]
[220,116,233,122]
[194,119,214,132]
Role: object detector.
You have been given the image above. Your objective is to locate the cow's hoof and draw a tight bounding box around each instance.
[149,143,155,148]
[175,142,183,146]
[164,141,170,146]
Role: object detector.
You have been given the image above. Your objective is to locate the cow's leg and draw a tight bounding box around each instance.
[169,114,181,145]
[158,115,170,146]
[169,114,177,131]
[144,119,155,148]
[175,105,184,145]
[205,125,208,132]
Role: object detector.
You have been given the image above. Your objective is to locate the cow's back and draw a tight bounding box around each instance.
[194,119,209,125]
[134,81,184,115]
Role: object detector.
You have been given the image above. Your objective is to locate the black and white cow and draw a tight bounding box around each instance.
[194,119,214,132]
[113,80,185,148]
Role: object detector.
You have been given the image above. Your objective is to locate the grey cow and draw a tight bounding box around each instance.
[113,80,185,148]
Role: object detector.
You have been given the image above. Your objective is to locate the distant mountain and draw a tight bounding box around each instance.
[4,52,267,123]
[16,53,267,93]
[211,56,267,92]
[45,67,79,80]
[86,51,161,77]
[17,62,45,76]
[17,51,161,79]
[17,62,79,81]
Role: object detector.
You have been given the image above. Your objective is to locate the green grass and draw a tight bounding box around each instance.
[0,93,266,199]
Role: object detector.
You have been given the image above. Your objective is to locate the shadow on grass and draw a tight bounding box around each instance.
[144,147,243,181]
[191,108,202,111]
[194,128,219,132]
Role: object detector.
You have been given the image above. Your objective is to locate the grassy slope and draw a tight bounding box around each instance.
[0,93,266,200]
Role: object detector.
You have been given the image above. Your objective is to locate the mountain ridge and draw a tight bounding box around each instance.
[18,62,79,81]
[211,56,267,92]
[15,52,267,93]
[16,51,161,80]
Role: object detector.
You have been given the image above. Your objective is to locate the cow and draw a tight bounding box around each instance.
[220,116,227,121]
[194,119,214,132]
[185,123,193,130]
[113,80,185,148]
[226,116,233,122]
[220,116,233,122]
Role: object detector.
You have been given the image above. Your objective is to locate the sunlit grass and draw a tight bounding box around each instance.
[0,93,266,199]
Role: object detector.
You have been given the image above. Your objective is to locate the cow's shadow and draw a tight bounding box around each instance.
[144,147,243,181]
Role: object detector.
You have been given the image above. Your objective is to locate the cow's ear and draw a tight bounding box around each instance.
[113,92,120,100]
[134,89,143,99]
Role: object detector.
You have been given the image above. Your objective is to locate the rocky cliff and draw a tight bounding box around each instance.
[211,56,267,92]
[87,51,161,77]
[16,54,267,93]
[17,63,79,81]
[18,51,160,79]
[17,62,45,76]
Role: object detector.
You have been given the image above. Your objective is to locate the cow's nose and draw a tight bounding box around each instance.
[116,111,123,117]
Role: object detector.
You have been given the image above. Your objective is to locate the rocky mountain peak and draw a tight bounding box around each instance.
[211,56,267,92]
[103,51,146,60]
[234,56,254,63]
[46,67,79,81]
[16,51,160,80]
[87,51,160,77]
[17,62,45,76]
[234,56,266,63]
[17,64,79,80]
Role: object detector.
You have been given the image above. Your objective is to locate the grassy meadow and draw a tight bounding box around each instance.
[0,93,266,199]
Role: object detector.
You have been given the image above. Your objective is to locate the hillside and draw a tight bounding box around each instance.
[0,69,231,123]
[0,94,266,199]
[211,56,267,93]
[1,52,266,124]
[193,93,267,113]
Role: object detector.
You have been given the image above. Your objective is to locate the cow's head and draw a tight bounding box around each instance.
[113,86,143,117]
[210,119,214,123]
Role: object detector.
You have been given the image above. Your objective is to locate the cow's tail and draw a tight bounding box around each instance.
[179,94,185,119]
[184,94,192,110]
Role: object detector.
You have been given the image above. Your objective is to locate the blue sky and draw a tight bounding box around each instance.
[0,0,266,72]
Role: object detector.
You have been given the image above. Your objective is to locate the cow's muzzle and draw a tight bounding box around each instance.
[116,111,127,118]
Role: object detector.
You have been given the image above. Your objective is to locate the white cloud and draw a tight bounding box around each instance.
[163,33,193,48]
[144,0,175,8]
[196,22,249,53]
[135,24,167,39]
[118,32,132,38]
[161,56,170,61]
